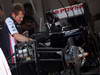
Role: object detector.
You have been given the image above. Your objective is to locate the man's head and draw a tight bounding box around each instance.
[12,4,25,24]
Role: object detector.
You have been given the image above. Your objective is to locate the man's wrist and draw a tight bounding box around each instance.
[28,38,33,41]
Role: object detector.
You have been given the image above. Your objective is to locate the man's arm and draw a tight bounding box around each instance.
[5,17,32,42]
[12,33,32,42]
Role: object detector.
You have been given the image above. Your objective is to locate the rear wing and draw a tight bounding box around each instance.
[53,3,84,19]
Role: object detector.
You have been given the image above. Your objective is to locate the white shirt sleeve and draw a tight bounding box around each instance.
[5,17,18,35]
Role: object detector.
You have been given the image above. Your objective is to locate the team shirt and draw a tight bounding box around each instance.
[5,17,19,63]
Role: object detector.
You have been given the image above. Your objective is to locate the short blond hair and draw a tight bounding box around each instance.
[12,3,25,15]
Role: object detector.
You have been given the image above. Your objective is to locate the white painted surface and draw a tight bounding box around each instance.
[0,48,12,75]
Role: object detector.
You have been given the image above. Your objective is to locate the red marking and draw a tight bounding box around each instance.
[53,3,84,14]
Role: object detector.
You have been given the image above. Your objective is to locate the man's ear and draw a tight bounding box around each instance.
[12,13,16,18]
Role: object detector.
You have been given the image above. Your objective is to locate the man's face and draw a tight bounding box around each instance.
[13,11,24,24]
